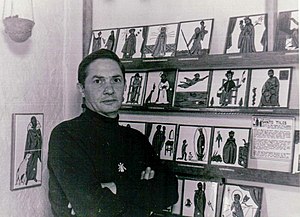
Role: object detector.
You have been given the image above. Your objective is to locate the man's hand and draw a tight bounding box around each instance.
[140,167,155,180]
[101,182,117,194]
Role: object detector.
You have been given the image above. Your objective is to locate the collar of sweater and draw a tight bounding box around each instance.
[83,107,119,127]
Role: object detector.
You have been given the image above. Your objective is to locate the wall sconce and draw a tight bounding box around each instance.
[2,0,35,42]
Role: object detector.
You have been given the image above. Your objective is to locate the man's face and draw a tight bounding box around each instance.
[79,58,125,118]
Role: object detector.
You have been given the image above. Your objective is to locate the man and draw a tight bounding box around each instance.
[48,49,178,217]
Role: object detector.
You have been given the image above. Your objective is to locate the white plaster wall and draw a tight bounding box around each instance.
[94,0,300,217]
[0,0,81,216]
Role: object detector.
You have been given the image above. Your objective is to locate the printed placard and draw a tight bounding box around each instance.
[251,116,295,161]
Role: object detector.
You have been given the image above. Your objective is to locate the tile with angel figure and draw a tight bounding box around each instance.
[208,69,249,108]
[176,125,212,164]
[176,19,214,57]
[89,28,119,53]
[115,26,148,59]
[248,68,292,108]
[221,183,263,217]
[122,72,147,106]
[210,127,251,168]
[119,121,146,134]
[182,179,219,217]
[174,70,210,109]
[143,23,179,58]
[146,122,177,160]
[143,70,177,108]
[224,13,268,54]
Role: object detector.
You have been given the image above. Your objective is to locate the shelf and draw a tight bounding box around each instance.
[122,51,299,71]
[120,106,299,117]
[163,161,300,187]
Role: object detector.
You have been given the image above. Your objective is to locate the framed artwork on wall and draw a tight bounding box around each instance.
[143,23,179,58]
[224,13,268,54]
[89,28,119,53]
[122,71,147,106]
[143,70,177,108]
[115,26,148,59]
[174,70,210,109]
[176,125,212,164]
[145,122,177,160]
[208,69,249,107]
[182,179,219,217]
[274,10,299,51]
[176,19,214,57]
[210,127,251,168]
[10,113,44,190]
[248,68,292,108]
[220,183,263,217]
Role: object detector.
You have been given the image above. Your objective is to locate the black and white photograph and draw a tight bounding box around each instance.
[210,127,251,168]
[182,179,218,217]
[209,69,249,107]
[174,70,210,109]
[220,183,263,217]
[176,125,212,164]
[123,71,147,106]
[1,0,299,216]
[224,14,268,54]
[11,113,43,190]
[248,68,292,108]
[176,19,214,57]
[146,122,177,160]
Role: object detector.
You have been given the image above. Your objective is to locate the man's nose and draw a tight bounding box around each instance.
[103,83,115,94]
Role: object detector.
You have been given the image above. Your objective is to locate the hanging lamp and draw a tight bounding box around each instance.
[2,0,35,42]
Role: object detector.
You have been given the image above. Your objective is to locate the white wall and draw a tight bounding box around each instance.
[0,0,82,216]
[93,0,300,217]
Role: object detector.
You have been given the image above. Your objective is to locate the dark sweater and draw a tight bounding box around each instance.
[48,108,178,217]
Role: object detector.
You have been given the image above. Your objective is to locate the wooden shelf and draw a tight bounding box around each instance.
[122,51,299,71]
[163,161,300,187]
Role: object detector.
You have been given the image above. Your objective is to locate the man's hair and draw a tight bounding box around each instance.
[78,49,125,85]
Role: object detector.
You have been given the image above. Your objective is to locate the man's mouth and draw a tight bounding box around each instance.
[101,99,117,104]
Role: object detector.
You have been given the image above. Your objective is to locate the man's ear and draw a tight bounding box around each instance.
[77,83,85,97]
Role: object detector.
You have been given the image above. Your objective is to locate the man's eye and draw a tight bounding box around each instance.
[94,79,104,84]
[113,78,122,83]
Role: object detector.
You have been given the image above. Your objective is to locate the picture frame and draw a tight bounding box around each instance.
[89,28,119,53]
[145,122,177,160]
[182,179,219,217]
[122,71,147,106]
[220,183,263,217]
[10,113,44,190]
[208,69,249,108]
[176,19,214,57]
[143,22,179,58]
[224,13,268,54]
[210,127,251,168]
[174,70,211,109]
[274,10,299,51]
[248,68,292,108]
[176,125,213,164]
[143,70,177,108]
[115,26,148,59]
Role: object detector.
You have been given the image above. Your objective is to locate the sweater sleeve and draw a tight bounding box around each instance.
[116,130,179,214]
[48,125,127,217]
